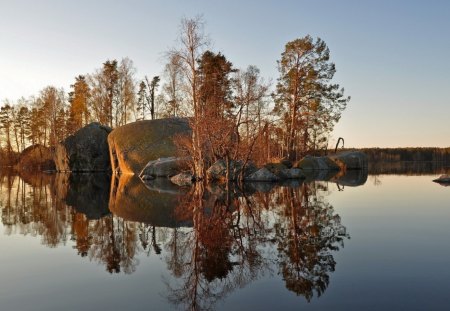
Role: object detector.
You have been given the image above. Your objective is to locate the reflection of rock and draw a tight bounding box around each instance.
[140,157,187,179]
[19,170,54,188]
[302,169,339,182]
[171,172,194,186]
[330,151,368,170]
[63,173,111,219]
[279,179,303,188]
[54,123,112,172]
[334,169,368,187]
[108,118,190,175]
[141,178,184,195]
[244,182,276,193]
[15,144,55,171]
[109,174,189,227]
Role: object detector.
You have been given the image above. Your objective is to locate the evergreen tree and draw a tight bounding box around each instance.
[274,36,349,160]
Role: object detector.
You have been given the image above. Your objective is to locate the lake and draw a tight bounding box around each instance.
[0,163,449,310]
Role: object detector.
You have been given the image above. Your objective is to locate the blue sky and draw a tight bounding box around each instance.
[0,0,449,147]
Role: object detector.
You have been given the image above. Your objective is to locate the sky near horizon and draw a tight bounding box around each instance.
[0,0,449,148]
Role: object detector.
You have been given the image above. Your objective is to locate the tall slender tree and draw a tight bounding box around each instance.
[169,16,209,179]
[136,80,147,120]
[274,36,349,160]
[68,75,90,134]
[117,58,136,126]
[0,102,14,157]
[160,54,184,117]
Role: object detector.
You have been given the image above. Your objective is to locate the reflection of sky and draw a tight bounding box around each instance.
[1,0,449,148]
[328,175,450,310]
[1,174,450,310]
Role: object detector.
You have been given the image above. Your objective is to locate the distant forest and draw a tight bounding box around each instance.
[359,147,450,162]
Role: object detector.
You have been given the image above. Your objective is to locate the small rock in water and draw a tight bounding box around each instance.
[433,174,450,183]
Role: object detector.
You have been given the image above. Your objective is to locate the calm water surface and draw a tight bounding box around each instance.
[0,165,449,311]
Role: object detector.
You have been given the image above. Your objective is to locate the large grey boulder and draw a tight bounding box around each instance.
[54,123,112,172]
[330,151,368,170]
[139,157,187,180]
[108,118,190,175]
[244,167,279,182]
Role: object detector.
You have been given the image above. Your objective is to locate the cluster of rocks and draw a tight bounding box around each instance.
[16,118,190,174]
[14,118,368,188]
[139,151,367,187]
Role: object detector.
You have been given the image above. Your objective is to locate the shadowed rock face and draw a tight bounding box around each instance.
[15,144,55,171]
[295,156,340,171]
[108,118,191,175]
[54,123,112,172]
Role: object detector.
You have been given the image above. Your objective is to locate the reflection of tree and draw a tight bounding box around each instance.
[165,182,270,311]
[0,172,143,274]
[0,171,350,307]
[274,182,349,301]
[0,173,70,247]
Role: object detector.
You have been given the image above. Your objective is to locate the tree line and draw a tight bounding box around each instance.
[361,147,450,162]
[1,16,349,170]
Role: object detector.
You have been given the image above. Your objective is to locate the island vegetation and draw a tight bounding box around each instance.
[0,16,350,176]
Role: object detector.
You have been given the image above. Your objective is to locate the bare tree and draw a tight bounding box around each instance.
[160,54,185,117]
[168,16,210,179]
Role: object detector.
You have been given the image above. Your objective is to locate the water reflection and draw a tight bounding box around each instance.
[0,170,351,309]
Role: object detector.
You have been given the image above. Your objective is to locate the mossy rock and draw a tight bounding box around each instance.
[295,156,340,171]
[15,144,55,171]
[108,118,191,175]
